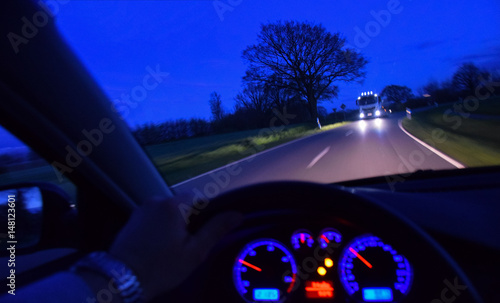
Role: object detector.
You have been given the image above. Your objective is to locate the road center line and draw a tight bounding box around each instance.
[306,146,330,169]
[345,130,353,136]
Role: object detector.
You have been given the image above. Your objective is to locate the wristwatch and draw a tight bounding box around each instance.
[71,251,144,303]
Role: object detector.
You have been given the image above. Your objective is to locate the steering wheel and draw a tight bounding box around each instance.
[164,181,483,303]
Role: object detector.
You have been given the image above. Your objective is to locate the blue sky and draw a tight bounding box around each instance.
[1,0,500,149]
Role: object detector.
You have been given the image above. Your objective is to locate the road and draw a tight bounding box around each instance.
[171,115,460,196]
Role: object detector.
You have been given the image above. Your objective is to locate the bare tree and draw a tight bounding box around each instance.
[452,62,488,96]
[235,83,272,114]
[262,74,296,112]
[419,80,459,104]
[209,91,224,121]
[380,85,414,103]
[242,20,367,120]
[420,80,440,97]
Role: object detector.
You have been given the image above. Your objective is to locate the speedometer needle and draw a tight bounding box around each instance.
[238,259,262,272]
[349,247,373,269]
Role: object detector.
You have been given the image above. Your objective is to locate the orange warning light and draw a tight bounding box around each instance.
[305,281,334,298]
[324,258,333,268]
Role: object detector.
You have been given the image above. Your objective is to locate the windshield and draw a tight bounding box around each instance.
[357,96,378,106]
[4,0,499,191]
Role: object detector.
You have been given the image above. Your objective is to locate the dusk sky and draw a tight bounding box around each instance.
[52,0,500,126]
[1,0,500,149]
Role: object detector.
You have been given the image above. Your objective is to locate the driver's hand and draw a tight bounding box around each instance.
[109,194,243,301]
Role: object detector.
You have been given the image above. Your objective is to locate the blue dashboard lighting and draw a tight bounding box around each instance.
[362,288,393,302]
[338,235,413,300]
[318,229,342,249]
[253,288,279,301]
[233,239,297,302]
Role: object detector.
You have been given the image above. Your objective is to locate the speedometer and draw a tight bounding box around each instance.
[338,235,412,302]
[233,239,297,303]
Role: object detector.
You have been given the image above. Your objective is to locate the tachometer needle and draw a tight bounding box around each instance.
[349,247,373,269]
[238,259,262,272]
[321,235,330,243]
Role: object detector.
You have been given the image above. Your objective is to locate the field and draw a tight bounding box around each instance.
[145,122,348,185]
[0,121,349,191]
[402,96,500,167]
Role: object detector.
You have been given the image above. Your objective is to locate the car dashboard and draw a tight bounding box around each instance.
[205,217,413,303]
[164,171,500,303]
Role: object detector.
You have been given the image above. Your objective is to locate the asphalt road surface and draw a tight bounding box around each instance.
[172,114,461,196]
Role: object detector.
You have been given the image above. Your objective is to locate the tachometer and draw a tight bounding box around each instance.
[338,235,412,302]
[233,239,297,303]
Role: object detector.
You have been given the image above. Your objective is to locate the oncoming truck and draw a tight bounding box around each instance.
[356,91,384,119]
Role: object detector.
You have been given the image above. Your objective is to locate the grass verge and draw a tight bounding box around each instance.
[146,121,349,185]
[402,96,500,167]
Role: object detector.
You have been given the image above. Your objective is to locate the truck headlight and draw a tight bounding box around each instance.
[375,110,381,116]
[360,113,365,118]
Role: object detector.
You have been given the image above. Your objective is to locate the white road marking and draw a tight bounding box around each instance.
[397,119,465,169]
[172,128,334,188]
[345,130,353,136]
[306,146,331,169]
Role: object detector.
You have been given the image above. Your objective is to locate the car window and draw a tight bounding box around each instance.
[0,126,76,201]
[52,0,500,188]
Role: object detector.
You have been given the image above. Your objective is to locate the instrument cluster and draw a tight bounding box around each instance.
[232,227,413,303]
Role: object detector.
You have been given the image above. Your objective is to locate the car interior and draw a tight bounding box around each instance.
[1,1,500,303]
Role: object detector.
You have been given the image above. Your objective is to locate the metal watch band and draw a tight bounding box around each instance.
[71,251,144,303]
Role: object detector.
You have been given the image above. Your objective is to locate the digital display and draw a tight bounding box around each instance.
[362,288,393,302]
[253,288,279,301]
[305,281,334,298]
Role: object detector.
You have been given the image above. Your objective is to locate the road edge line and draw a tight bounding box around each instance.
[398,119,465,169]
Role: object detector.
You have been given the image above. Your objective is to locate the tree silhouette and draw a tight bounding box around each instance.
[242,20,367,120]
[380,85,414,103]
[235,83,272,114]
[209,91,224,121]
[452,62,488,96]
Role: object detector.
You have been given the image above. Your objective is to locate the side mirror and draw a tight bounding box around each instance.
[0,182,77,255]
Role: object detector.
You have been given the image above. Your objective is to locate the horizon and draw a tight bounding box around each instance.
[1,0,500,150]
